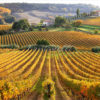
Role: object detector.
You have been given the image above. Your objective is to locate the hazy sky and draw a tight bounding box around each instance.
[0,0,100,7]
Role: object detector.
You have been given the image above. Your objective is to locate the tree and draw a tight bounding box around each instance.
[29,25,35,31]
[36,39,49,45]
[0,19,5,24]
[4,15,16,23]
[12,19,30,31]
[40,19,44,24]
[81,12,88,17]
[64,24,72,29]
[72,20,83,27]
[54,16,67,27]
[46,27,48,31]
[76,8,80,17]
[94,30,98,34]
[90,11,96,16]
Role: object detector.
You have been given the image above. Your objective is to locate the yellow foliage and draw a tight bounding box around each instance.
[0,7,11,14]
[82,17,100,26]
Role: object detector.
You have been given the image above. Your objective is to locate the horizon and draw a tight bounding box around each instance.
[0,0,100,7]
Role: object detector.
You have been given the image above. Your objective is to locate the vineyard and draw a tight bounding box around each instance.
[0,31,100,50]
[0,49,100,100]
[82,17,100,26]
[0,25,12,31]
[0,30,100,100]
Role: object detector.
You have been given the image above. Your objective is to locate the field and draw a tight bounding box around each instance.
[82,17,100,26]
[77,25,100,34]
[0,49,100,100]
[0,25,12,31]
[48,27,74,32]
[1,30,100,100]
[1,31,100,50]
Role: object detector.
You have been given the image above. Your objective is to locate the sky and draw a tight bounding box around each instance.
[0,0,100,7]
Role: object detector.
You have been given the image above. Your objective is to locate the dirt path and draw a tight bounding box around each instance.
[23,51,48,100]
[51,51,71,100]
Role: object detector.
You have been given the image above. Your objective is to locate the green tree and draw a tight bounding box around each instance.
[90,11,97,16]
[36,39,49,45]
[81,12,88,17]
[12,19,30,31]
[0,19,5,24]
[76,8,80,17]
[94,30,98,34]
[54,16,67,27]
[40,19,44,24]
[4,15,16,23]
[72,20,82,27]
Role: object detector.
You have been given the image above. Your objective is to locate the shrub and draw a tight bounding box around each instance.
[62,45,77,52]
[72,20,83,27]
[94,30,98,34]
[0,30,8,35]
[64,24,72,29]
[36,39,50,45]
[91,47,100,53]
[0,44,19,49]
[38,27,42,31]
[19,45,59,51]
[4,15,16,23]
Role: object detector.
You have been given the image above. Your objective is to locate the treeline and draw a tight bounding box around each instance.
[54,16,82,29]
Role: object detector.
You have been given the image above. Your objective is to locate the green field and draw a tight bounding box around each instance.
[77,25,100,34]
[48,27,74,32]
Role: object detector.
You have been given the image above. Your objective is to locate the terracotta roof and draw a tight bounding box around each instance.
[95,11,100,12]
[44,20,51,22]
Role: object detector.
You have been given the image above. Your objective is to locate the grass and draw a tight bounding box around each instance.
[82,17,100,26]
[48,27,74,32]
[77,24,100,34]
[26,27,74,32]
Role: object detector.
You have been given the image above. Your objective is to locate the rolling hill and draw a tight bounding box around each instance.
[0,31,100,50]
[0,3,100,24]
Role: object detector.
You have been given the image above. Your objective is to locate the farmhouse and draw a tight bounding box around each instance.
[94,10,100,16]
[42,20,54,26]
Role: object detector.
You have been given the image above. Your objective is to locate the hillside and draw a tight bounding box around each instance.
[83,17,100,26]
[0,3,100,24]
[1,48,100,100]
[0,3,99,13]
[0,31,100,50]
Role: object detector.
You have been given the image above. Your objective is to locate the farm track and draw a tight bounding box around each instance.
[24,51,48,100]
[51,51,71,100]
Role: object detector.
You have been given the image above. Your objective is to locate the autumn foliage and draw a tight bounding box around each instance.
[0,7,11,14]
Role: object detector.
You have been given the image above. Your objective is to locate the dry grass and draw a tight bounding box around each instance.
[82,17,100,26]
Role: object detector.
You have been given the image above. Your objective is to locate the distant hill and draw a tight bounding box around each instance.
[0,3,100,24]
[0,3,100,13]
